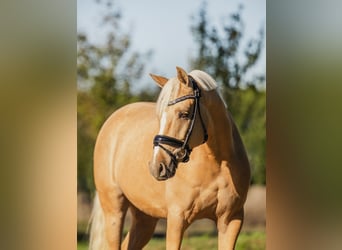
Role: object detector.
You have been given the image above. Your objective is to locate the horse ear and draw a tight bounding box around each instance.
[176,66,189,86]
[149,73,169,88]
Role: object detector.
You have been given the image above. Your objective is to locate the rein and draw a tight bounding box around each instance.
[153,76,208,163]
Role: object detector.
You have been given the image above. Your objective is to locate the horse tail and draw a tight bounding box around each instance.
[88,193,108,250]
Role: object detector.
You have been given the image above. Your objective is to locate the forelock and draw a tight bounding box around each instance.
[156,78,179,116]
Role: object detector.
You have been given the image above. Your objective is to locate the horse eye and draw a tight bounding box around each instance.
[178,112,190,119]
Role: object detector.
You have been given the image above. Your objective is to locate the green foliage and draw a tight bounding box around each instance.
[191,3,266,184]
[191,3,265,90]
[230,87,266,184]
[77,1,156,195]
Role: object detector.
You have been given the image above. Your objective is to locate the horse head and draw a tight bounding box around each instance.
[148,67,208,181]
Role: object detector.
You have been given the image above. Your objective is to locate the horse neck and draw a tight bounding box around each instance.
[198,91,251,195]
[204,91,235,161]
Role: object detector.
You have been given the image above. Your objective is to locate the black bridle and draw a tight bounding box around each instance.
[153,76,208,164]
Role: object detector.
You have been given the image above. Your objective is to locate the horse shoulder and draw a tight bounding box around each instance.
[93,102,157,191]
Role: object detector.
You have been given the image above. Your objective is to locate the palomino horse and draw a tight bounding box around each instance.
[89,67,251,250]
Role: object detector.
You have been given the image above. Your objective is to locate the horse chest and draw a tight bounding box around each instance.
[185,176,242,222]
[167,162,230,220]
[173,180,222,223]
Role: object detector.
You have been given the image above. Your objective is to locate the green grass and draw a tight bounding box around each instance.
[235,231,266,250]
[78,230,265,250]
[78,241,88,250]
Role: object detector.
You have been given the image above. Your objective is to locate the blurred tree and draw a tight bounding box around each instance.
[191,3,266,184]
[77,0,156,195]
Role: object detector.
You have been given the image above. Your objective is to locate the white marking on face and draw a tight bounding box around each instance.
[158,112,168,134]
[153,112,168,162]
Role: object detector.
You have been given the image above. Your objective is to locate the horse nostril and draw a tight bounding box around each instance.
[159,163,167,176]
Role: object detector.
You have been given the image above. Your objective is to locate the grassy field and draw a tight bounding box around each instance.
[78,230,265,250]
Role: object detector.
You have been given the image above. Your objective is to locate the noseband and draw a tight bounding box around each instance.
[153,76,208,164]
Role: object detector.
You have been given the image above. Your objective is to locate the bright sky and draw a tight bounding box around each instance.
[77,0,265,89]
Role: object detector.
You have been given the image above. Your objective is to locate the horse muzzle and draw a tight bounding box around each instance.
[148,160,177,181]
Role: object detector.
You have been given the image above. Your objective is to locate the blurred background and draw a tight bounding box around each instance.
[77,0,265,249]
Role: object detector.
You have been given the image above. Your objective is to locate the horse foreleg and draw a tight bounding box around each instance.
[121,206,158,250]
[217,209,244,250]
[165,212,188,250]
[99,189,129,250]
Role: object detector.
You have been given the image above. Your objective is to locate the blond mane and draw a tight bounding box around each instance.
[156,70,226,116]
[189,70,218,91]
